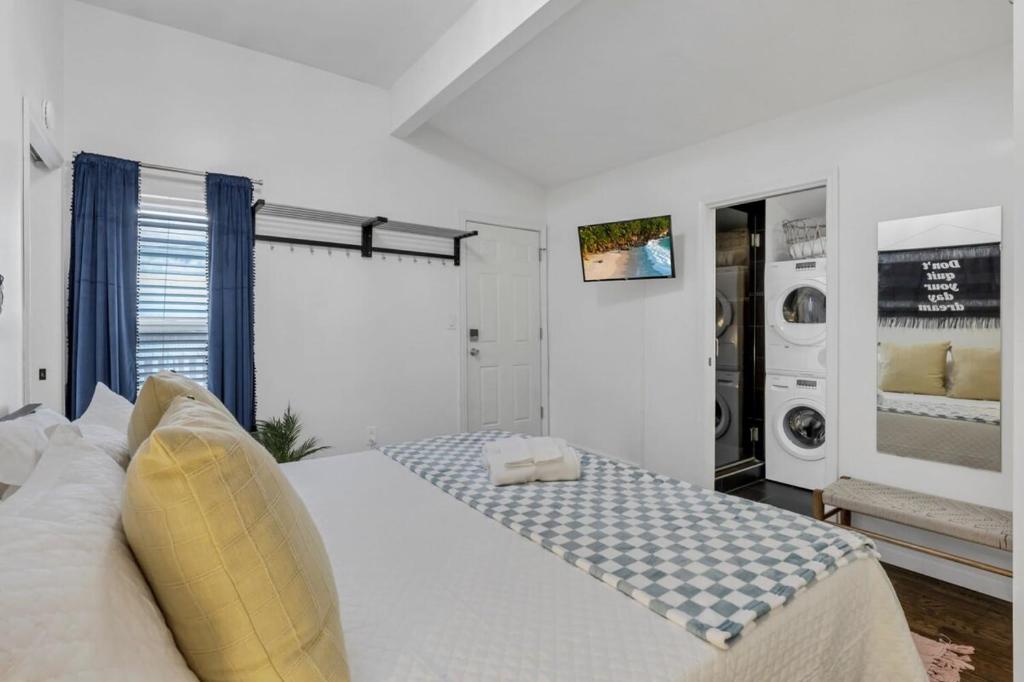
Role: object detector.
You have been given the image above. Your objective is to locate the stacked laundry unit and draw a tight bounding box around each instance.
[715,266,746,469]
[763,191,829,490]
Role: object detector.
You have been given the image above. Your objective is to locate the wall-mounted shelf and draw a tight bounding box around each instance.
[252,199,477,265]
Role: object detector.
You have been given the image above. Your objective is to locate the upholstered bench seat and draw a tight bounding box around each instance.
[814,477,1012,577]
[820,477,1011,551]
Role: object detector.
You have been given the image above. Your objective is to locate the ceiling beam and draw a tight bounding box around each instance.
[390,0,580,138]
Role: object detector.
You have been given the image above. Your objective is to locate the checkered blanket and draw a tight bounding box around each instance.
[380,431,877,649]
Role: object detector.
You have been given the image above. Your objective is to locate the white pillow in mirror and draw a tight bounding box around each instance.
[0,407,69,487]
[75,382,134,434]
[0,426,197,680]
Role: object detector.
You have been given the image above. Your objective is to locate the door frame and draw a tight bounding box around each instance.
[697,169,839,489]
[457,212,549,435]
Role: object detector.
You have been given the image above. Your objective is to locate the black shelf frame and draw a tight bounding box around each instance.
[252,199,478,265]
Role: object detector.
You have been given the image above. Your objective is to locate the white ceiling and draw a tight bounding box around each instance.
[76,0,1012,186]
[75,0,477,87]
[429,0,1012,185]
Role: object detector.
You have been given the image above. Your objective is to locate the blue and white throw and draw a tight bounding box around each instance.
[381,431,877,650]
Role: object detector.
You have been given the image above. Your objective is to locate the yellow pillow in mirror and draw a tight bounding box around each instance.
[127,371,233,454]
[878,341,949,395]
[948,346,1000,401]
[123,396,350,682]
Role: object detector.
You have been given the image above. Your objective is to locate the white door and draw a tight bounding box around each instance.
[465,223,542,435]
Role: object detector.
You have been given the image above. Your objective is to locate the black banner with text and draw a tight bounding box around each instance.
[878,242,1000,328]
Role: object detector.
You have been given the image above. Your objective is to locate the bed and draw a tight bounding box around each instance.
[1,403,925,681]
[877,391,1001,470]
[284,435,926,681]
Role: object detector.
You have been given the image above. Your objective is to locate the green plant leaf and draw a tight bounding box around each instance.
[253,405,329,464]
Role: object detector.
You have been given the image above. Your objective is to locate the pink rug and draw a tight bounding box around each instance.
[912,632,975,682]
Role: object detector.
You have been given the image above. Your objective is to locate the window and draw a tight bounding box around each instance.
[136,177,210,388]
[781,286,826,324]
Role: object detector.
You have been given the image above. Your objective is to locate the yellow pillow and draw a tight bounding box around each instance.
[123,397,349,682]
[948,346,1001,401]
[878,341,949,395]
[127,371,232,453]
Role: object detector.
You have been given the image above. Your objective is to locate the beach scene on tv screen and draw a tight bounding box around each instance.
[579,215,673,280]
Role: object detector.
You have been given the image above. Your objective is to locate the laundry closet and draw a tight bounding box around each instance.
[714,187,827,493]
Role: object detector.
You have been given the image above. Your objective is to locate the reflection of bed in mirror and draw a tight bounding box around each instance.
[874,335,1001,471]
[876,206,1002,472]
[876,391,1000,471]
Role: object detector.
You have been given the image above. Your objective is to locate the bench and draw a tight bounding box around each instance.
[812,476,1012,577]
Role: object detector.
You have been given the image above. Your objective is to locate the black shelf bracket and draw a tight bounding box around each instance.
[360,217,387,258]
[452,230,478,267]
[251,198,266,227]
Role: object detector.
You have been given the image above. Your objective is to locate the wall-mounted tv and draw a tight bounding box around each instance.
[578,215,675,282]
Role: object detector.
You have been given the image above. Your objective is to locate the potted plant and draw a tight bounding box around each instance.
[253,405,328,463]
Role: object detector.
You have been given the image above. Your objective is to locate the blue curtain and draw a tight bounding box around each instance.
[66,153,139,418]
[206,173,255,429]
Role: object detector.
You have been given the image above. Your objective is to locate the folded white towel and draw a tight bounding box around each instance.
[481,437,581,486]
[788,236,826,260]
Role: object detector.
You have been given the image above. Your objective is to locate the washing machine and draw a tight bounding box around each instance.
[765,258,826,376]
[765,372,828,490]
[715,370,742,469]
[715,266,746,371]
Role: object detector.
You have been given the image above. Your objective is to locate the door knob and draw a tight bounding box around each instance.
[469,348,480,357]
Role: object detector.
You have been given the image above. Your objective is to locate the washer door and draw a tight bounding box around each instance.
[715,391,731,439]
[775,399,825,461]
[715,290,733,338]
[771,281,826,346]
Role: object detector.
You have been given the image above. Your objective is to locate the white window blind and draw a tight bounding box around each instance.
[136,174,210,389]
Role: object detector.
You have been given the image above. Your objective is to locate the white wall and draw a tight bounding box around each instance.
[0,3,21,413]
[62,1,545,451]
[0,0,64,415]
[1013,1,1023,675]
[547,47,1012,590]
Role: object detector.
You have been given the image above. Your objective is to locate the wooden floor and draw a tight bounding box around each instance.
[885,562,1012,682]
[727,480,1012,682]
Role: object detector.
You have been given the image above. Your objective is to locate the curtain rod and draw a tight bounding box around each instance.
[141,161,264,187]
[72,151,263,186]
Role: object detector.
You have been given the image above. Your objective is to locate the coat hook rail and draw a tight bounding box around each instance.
[252,199,477,265]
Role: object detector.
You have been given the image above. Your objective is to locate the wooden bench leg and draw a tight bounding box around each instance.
[812,489,825,520]
[839,509,852,526]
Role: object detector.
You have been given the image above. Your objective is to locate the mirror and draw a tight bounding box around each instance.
[876,207,1001,471]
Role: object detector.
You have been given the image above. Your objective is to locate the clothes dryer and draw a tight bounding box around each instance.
[765,258,826,376]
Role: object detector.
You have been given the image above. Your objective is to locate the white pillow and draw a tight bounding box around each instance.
[17,406,67,431]
[72,384,134,467]
[76,423,131,468]
[0,426,198,681]
[0,407,69,487]
[76,382,134,434]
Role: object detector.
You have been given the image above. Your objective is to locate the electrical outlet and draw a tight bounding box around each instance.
[38,368,46,381]
[366,426,377,447]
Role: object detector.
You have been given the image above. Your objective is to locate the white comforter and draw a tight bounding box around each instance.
[285,452,925,682]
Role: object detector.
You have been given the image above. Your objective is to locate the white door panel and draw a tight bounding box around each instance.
[466,223,542,435]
